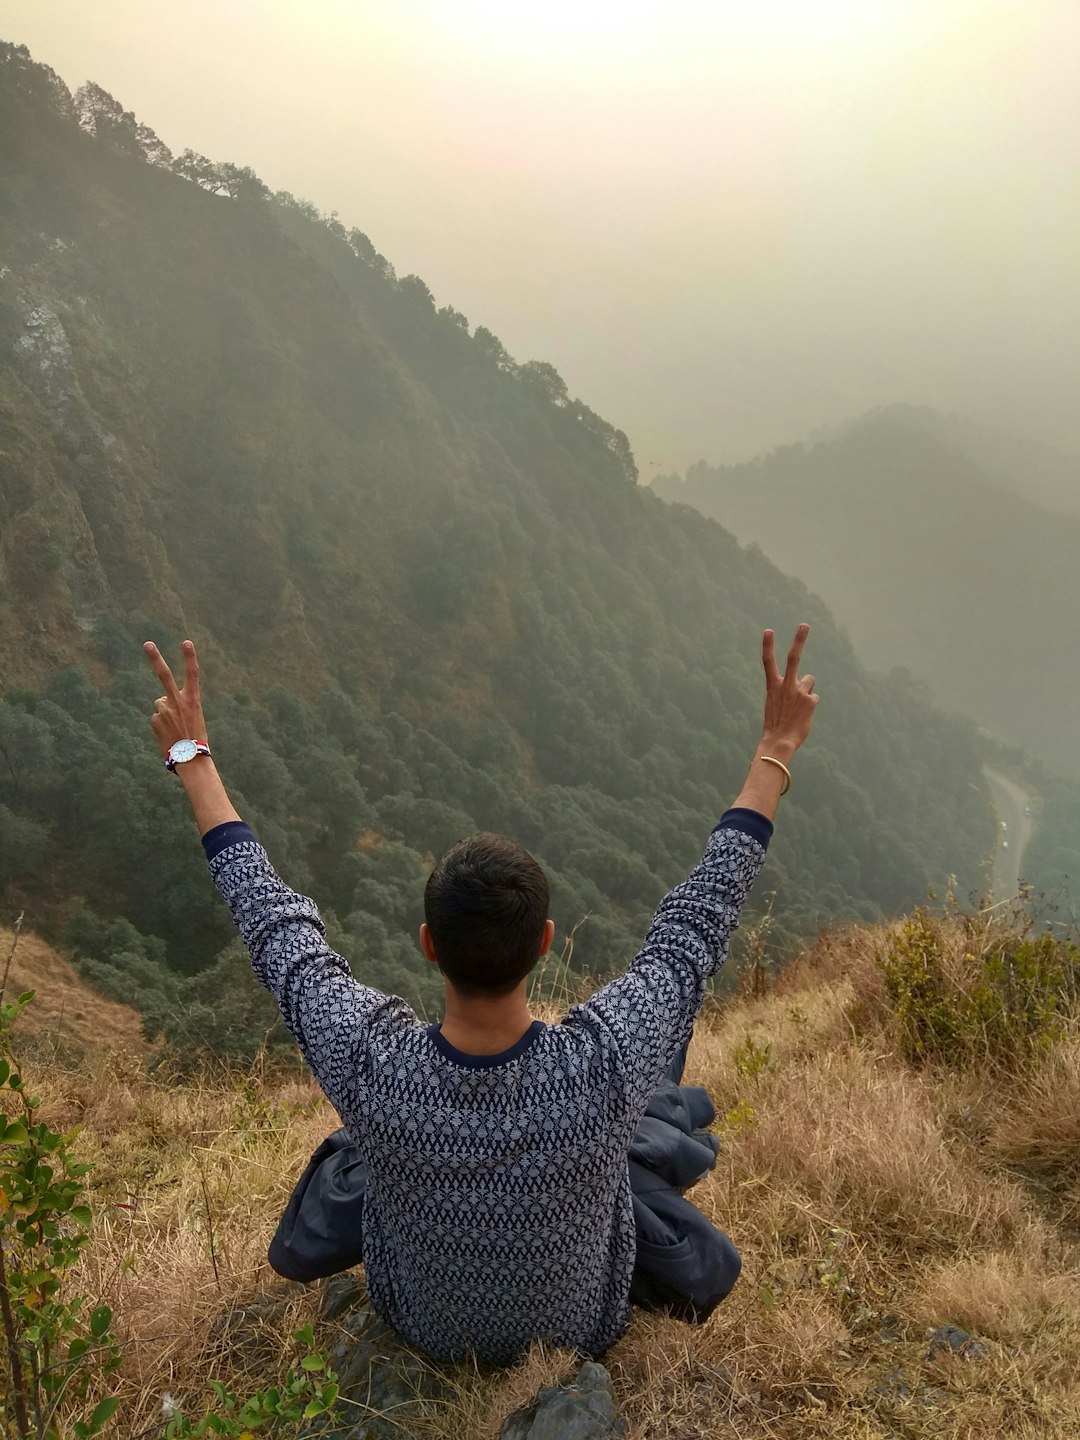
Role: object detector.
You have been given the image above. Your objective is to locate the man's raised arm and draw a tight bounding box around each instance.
[142,640,404,1115]
[572,624,819,1113]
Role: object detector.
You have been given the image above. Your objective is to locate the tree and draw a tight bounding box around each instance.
[473,326,517,374]
[73,82,141,157]
[172,148,219,190]
[0,42,74,121]
[0,803,47,881]
[214,162,269,202]
[135,121,173,168]
[171,152,267,200]
[520,359,569,407]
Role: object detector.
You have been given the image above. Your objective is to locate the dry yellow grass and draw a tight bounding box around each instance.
[0,924,147,1056]
[4,915,1080,1439]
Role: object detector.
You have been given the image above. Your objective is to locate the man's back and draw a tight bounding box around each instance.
[359,1017,636,1360]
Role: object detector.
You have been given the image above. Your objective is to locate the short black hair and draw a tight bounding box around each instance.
[424,833,550,997]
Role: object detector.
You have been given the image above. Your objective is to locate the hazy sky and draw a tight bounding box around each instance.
[6,1,1080,471]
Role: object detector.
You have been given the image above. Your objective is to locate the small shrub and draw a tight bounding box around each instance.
[732,1034,773,1079]
[0,974,339,1440]
[164,1324,340,1437]
[720,1098,755,1134]
[879,910,1078,1069]
[0,986,122,1440]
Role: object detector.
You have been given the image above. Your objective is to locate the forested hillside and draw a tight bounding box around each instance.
[654,407,1080,777]
[0,43,994,1051]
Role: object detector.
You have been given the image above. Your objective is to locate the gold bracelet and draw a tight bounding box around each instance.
[759,755,792,795]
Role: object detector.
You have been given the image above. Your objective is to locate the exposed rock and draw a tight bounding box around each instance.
[876,1367,912,1404]
[500,1361,625,1440]
[12,307,83,421]
[875,1367,951,1410]
[211,1276,454,1440]
[318,1317,454,1440]
[926,1324,988,1362]
[320,1273,368,1323]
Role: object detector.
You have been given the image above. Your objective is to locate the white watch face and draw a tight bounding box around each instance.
[170,738,198,765]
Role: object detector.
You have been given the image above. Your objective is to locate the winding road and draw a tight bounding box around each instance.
[984,767,1036,897]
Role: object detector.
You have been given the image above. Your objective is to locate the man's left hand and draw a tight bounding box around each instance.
[143,639,209,759]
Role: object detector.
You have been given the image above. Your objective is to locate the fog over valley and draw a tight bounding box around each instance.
[7,0,1080,472]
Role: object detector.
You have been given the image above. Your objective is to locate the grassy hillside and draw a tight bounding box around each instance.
[5,907,1078,1439]
[653,407,1080,777]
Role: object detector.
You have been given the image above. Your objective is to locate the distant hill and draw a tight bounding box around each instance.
[0,42,994,1034]
[654,407,1080,776]
[822,405,1080,519]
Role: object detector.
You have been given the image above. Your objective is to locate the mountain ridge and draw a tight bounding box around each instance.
[653,407,1080,776]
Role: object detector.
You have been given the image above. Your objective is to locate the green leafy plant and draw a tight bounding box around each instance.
[0,979,121,1440]
[720,1098,756,1134]
[163,1325,340,1437]
[732,1034,773,1080]
[879,910,1078,1068]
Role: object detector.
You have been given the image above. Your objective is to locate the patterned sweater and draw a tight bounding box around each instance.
[205,808,771,1362]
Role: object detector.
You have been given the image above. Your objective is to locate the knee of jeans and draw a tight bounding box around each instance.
[712,1233,742,1291]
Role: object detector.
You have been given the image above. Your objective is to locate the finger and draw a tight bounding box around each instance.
[143,642,181,702]
[182,639,201,700]
[800,674,815,692]
[762,629,781,685]
[153,696,170,713]
[784,623,810,684]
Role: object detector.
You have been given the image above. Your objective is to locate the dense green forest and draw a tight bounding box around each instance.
[0,43,996,1056]
[654,408,1080,777]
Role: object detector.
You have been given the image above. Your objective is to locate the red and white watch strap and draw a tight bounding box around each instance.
[164,740,212,772]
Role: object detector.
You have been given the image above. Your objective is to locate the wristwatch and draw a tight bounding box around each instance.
[165,738,212,772]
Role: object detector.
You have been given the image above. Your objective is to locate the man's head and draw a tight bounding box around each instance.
[422,833,553,997]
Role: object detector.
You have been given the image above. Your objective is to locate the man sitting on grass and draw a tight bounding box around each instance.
[143,625,818,1363]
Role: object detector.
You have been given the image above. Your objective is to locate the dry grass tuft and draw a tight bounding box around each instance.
[910,1235,1080,1343]
[987,1040,1080,1197]
[457,1342,581,1440]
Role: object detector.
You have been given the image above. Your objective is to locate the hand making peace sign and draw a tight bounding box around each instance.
[143,639,209,759]
[760,622,819,755]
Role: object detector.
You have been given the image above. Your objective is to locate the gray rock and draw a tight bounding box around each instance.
[926,1324,988,1361]
[320,1273,367,1322]
[875,1366,950,1411]
[316,1319,453,1440]
[13,307,82,417]
[500,1361,624,1440]
[209,1283,302,1368]
[876,1368,913,1404]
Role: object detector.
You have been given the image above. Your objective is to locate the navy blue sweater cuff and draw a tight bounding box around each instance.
[202,820,257,862]
[716,807,773,851]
